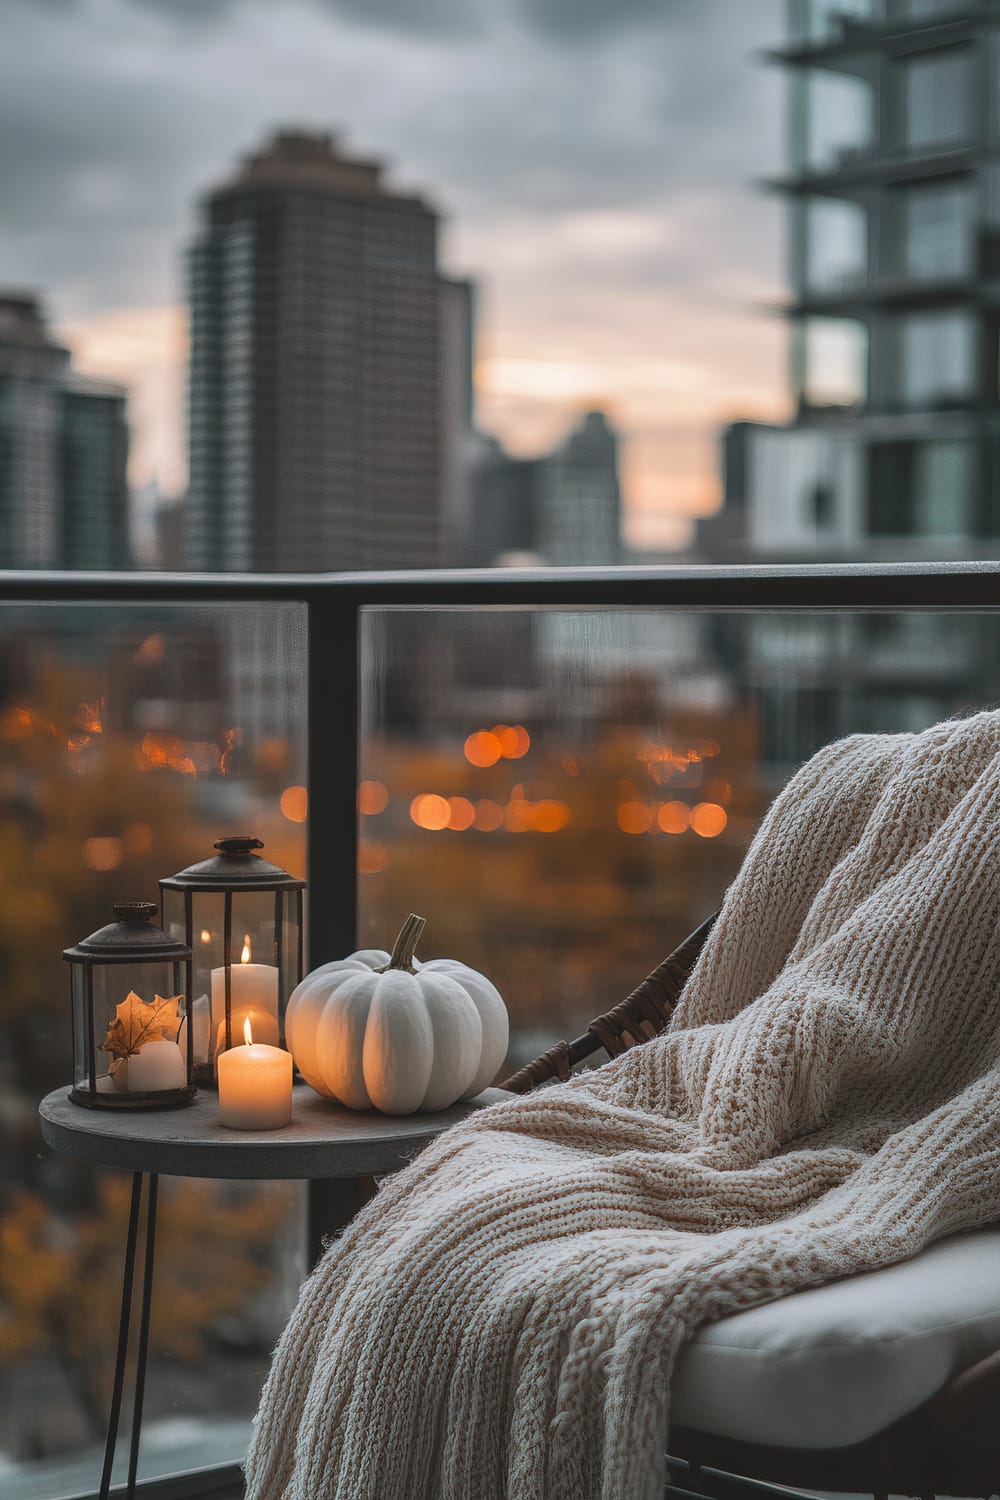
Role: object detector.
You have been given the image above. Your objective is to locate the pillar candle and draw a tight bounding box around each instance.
[211,936,279,1057]
[217,1018,292,1130]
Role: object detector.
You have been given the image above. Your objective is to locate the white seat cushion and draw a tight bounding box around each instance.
[671,1224,1000,1450]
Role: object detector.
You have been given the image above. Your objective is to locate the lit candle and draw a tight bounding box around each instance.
[217,1016,292,1130]
[211,935,279,1057]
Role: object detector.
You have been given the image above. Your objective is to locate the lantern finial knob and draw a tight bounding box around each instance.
[112,901,158,924]
[214,835,265,856]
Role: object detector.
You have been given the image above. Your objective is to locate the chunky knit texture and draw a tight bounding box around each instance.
[246,714,1000,1500]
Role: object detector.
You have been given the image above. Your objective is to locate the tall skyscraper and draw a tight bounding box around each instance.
[185,130,446,572]
[708,0,1000,559]
[0,294,129,570]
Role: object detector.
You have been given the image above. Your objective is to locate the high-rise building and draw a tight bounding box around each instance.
[0,294,129,570]
[439,276,478,565]
[707,0,1000,559]
[185,130,447,572]
[696,3,1000,775]
[537,409,622,565]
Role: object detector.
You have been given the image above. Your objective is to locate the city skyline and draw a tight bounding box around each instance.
[0,0,787,552]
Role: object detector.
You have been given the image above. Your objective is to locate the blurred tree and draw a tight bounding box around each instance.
[0,1178,277,1445]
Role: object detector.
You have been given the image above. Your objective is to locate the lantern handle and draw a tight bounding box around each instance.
[112,902,158,925]
[214,835,265,856]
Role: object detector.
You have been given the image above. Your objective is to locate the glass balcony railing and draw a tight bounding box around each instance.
[1,561,997,1498]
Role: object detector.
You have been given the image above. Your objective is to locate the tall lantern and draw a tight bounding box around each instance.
[159,836,305,1084]
[64,902,195,1110]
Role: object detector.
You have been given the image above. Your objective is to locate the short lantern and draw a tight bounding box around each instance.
[159,836,304,1084]
[64,902,195,1110]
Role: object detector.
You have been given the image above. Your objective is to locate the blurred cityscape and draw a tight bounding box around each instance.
[3,1,998,1493]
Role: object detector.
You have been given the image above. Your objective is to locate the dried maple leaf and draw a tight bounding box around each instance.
[101,992,183,1060]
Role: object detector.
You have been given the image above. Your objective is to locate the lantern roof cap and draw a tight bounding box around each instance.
[160,836,305,891]
[64,902,192,961]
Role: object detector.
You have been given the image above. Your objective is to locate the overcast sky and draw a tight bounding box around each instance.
[1,0,788,550]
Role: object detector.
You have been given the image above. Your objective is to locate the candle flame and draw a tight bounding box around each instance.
[241,935,252,964]
[244,1015,254,1046]
[200,929,211,944]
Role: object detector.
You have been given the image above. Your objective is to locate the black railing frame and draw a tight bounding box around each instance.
[5,558,1000,1500]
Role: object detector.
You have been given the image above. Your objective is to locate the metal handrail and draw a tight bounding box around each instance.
[5,559,1000,1500]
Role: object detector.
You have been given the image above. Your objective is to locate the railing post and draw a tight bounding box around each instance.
[306,586,358,966]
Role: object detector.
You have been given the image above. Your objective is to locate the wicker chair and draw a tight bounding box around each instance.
[500,913,1000,1500]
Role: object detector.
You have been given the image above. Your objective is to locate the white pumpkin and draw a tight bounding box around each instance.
[285,914,509,1114]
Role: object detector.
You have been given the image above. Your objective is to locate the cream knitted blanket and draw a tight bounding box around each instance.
[246,713,1000,1500]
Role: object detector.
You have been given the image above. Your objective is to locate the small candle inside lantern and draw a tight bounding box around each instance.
[211,933,279,1057]
[217,1015,292,1131]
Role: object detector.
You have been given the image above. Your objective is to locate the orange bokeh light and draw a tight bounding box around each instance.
[358,780,389,816]
[473,799,504,832]
[280,785,309,822]
[410,793,451,830]
[690,802,728,838]
[359,840,390,874]
[532,799,570,833]
[84,836,123,872]
[493,724,530,758]
[504,799,533,833]
[447,796,475,831]
[617,801,653,835]
[464,731,502,767]
[658,801,691,834]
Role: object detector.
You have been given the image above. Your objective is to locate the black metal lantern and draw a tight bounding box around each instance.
[159,836,304,1084]
[64,902,195,1110]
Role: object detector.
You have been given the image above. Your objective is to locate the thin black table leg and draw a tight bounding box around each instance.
[306,1176,378,1266]
[126,1172,158,1498]
[100,1171,144,1500]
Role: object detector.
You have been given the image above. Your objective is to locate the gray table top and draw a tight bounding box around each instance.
[38,1082,509,1180]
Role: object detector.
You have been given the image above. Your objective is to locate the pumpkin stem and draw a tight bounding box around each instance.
[384,913,426,973]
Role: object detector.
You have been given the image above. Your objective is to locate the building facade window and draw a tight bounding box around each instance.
[788,0,875,44]
[899,49,970,153]
[801,197,867,290]
[868,437,973,535]
[895,309,974,407]
[793,68,874,173]
[798,317,868,408]
[894,180,972,279]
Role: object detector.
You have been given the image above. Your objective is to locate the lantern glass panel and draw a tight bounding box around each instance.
[211,890,281,1058]
[278,893,303,1028]
[75,959,187,1099]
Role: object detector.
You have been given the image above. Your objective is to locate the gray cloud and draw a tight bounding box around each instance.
[0,0,783,320]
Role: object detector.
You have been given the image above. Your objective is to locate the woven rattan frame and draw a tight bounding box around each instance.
[498,913,1000,1500]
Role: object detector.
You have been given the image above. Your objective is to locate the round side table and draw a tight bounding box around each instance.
[39,1081,506,1500]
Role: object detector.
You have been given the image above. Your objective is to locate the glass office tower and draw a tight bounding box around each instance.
[714,1,1000,556]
